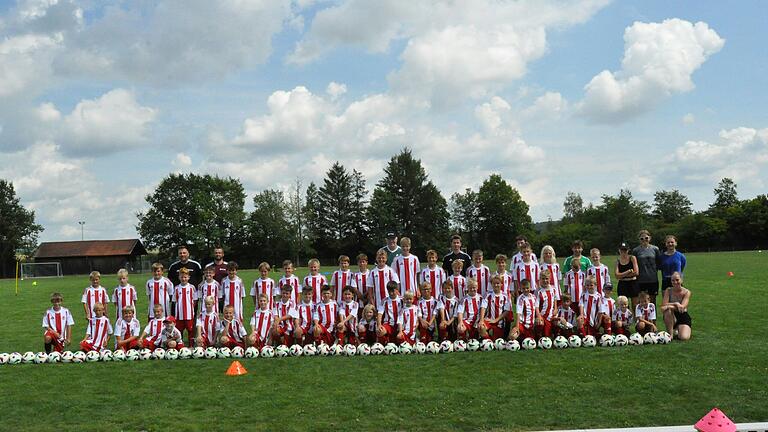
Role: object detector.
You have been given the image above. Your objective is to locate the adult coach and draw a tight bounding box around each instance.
[632,230,661,306]
[206,246,228,283]
[383,232,402,266]
[661,272,692,341]
[442,234,471,276]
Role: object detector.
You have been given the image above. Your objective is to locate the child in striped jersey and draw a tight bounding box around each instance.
[79,302,113,352]
[578,276,601,337]
[337,287,359,345]
[293,287,314,346]
[596,283,615,335]
[493,254,514,303]
[437,280,458,341]
[357,304,378,345]
[313,285,338,345]
[554,294,577,337]
[198,265,221,314]
[249,294,274,350]
[535,270,560,338]
[196,296,220,348]
[397,291,420,345]
[612,296,633,335]
[139,304,165,350]
[564,259,585,313]
[417,281,438,343]
[112,268,136,322]
[42,292,74,353]
[114,305,141,351]
[479,275,510,340]
[331,255,353,304]
[82,271,110,319]
[251,262,276,310]
[272,284,298,346]
[219,305,247,349]
[509,279,537,341]
[457,278,482,340]
[634,291,657,335]
[448,259,467,300]
[376,281,402,344]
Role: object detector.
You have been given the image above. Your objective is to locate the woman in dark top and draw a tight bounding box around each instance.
[632,230,661,306]
[615,242,639,309]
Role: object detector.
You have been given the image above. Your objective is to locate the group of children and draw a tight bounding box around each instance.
[41,238,662,354]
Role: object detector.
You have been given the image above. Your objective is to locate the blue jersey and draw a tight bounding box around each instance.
[659,251,686,280]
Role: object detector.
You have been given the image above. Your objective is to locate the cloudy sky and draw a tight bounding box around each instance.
[1,0,766,243]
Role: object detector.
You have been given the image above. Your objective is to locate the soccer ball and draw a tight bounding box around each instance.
[370,343,385,355]
[86,351,101,362]
[582,335,597,348]
[614,334,629,346]
[317,344,332,356]
[204,347,218,359]
[217,347,231,359]
[643,332,658,345]
[425,341,440,354]
[192,347,205,359]
[73,351,87,363]
[230,347,244,358]
[599,334,615,347]
[0,353,9,365]
[538,337,553,350]
[494,338,506,350]
[244,347,259,358]
[34,352,49,364]
[139,348,153,360]
[439,340,453,353]
[99,350,113,362]
[466,339,480,351]
[505,340,520,351]
[329,344,344,356]
[657,331,672,344]
[22,352,36,364]
[342,344,355,357]
[399,343,412,355]
[61,351,75,363]
[112,350,126,362]
[414,342,427,354]
[177,347,191,359]
[291,345,305,357]
[302,345,317,357]
[356,344,371,356]
[480,339,495,351]
[9,352,23,365]
[522,338,537,350]
[553,336,569,349]
[260,346,275,358]
[275,345,290,357]
[568,335,582,348]
[164,349,179,360]
[384,343,399,355]
[628,333,644,346]
[125,349,139,361]
[452,340,467,352]
[152,348,166,360]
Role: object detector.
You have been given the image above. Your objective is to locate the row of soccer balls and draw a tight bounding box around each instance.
[0,332,671,365]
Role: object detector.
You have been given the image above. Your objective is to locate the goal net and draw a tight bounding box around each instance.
[21,262,63,279]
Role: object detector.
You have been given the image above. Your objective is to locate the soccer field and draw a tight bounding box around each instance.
[0,252,766,431]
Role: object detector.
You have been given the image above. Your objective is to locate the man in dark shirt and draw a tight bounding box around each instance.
[205,246,228,283]
[442,234,472,276]
[167,245,203,313]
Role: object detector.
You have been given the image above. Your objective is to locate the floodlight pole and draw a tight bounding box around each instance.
[78,221,85,241]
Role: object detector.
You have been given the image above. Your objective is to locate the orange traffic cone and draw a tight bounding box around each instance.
[727,271,734,277]
[226,360,248,376]
[695,407,736,432]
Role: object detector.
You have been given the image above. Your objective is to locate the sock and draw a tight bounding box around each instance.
[44,342,52,354]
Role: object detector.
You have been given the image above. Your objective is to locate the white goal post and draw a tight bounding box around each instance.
[21,262,63,279]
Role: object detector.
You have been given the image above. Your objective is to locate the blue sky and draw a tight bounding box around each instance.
[0,0,766,242]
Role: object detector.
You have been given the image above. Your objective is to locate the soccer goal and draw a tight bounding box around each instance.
[21,262,63,279]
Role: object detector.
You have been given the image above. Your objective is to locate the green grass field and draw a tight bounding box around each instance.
[1,252,766,431]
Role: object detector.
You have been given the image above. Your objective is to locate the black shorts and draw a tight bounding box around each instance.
[673,311,692,328]
[638,281,659,296]
[617,280,638,298]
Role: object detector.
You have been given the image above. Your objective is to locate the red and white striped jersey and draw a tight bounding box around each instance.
[557,306,576,326]
[564,270,585,304]
[418,297,438,325]
[580,292,602,327]
[339,301,358,328]
[398,305,420,336]
[598,296,615,318]
[273,300,298,331]
[142,317,164,341]
[85,316,113,351]
[511,252,538,277]
[438,295,459,320]
[536,287,561,320]
[196,311,220,346]
[613,307,633,324]
[279,275,302,305]
[173,283,198,321]
[251,278,276,310]
[448,275,467,300]
[220,276,246,321]
[635,303,656,322]
[458,293,482,325]
[313,301,338,328]
[587,264,611,296]
[513,261,540,292]
[377,296,402,326]
[111,285,137,321]
[81,286,110,319]
[223,319,247,342]
[392,254,421,298]
[481,292,509,322]
[41,307,74,341]
[466,264,492,297]
[351,269,369,303]
[250,308,274,342]
[304,273,328,304]
[539,263,562,296]
[145,277,173,318]
[359,318,377,334]
[331,269,353,302]
[366,266,400,310]
[420,266,446,298]
[297,301,314,331]
[516,293,537,329]
[493,271,514,302]
[197,280,221,313]
[115,317,141,340]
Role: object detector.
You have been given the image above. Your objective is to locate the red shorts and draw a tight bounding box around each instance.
[221,338,245,349]
[79,340,103,352]
[314,324,335,344]
[175,319,195,335]
[482,319,504,338]
[459,321,478,339]
[45,331,65,352]
[517,324,535,340]
[117,339,140,351]
[163,340,185,349]
[536,319,553,338]
[398,330,416,345]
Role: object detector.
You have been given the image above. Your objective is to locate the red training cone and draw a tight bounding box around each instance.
[727,271,734,277]
[694,407,736,432]
[225,360,248,376]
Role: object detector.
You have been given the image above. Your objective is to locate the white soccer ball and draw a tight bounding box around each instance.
[628,333,644,346]
[0,353,10,365]
[643,332,658,345]
[384,343,399,355]
[244,347,259,358]
[152,348,166,360]
[356,344,371,356]
[425,341,440,354]
[343,344,356,357]
[452,340,467,352]
[273,345,289,357]
[8,352,23,364]
[522,338,537,350]
[505,340,520,351]
[112,350,126,362]
[22,351,36,364]
[217,347,231,359]
[139,348,153,360]
[582,335,597,348]
[164,349,179,360]
[317,343,332,356]
[329,344,344,356]
[178,347,192,359]
[192,347,206,359]
[568,335,582,348]
[125,349,139,361]
[657,331,672,344]
[230,346,244,358]
[86,350,101,362]
[100,350,113,362]
[61,351,75,363]
[399,342,412,355]
[494,338,506,350]
[290,344,304,357]
[553,336,569,349]
[466,339,480,351]
[34,352,49,364]
[414,342,427,354]
[480,339,495,351]
[599,334,615,347]
[439,340,453,353]
[370,343,385,355]
[204,347,218,359]
[614,334,629,346]
[302,345,317,357]
[47,351,62,363]
[260,346,275,358]
[537,337,553,350]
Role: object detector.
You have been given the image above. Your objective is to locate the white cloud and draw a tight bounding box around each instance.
[682,113,695,125]
[522,92,568,121]
[0,33,60,98]
[172,153,192,168]
[326,82,347,100]
[577,19,724,123]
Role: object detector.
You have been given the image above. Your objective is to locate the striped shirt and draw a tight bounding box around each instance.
[82,286,110,319]
[392,254,421,298]
[85,316,113,351]
[145,277,173,318]
[112,285,137,321]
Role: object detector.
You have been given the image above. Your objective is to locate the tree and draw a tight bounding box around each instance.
[136,174,246,259]
[476,174,533,255]
[287,178,313,264]
[710,178,738,211]
[0,180,44,277]
[449,188,480,250]
[368,148,449,255]
[349,169,372,255]
[580,189,649,249]
[652,189,693,223]
[246,189,294,267]
[563,191,584,221]
[305,162,359,257]
[677,213,727,251]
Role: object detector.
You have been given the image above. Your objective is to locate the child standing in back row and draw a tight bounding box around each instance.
[82,271,110,319]
[587,248,611,296]
[420,250,446,300]
[146,263,173,322]
[392,237,421,299]
[331,256,353,304]
[173,268,198,347]
[466,249,491,297]
[112,268,136,322]
[198,265,221,314]
[305,258,328,305]
[220,262,246,321]
[251,262,276,310]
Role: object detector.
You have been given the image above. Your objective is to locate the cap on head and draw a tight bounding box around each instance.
[619,242,629,250]
[386,232,396,239]
[163,316,176,324]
